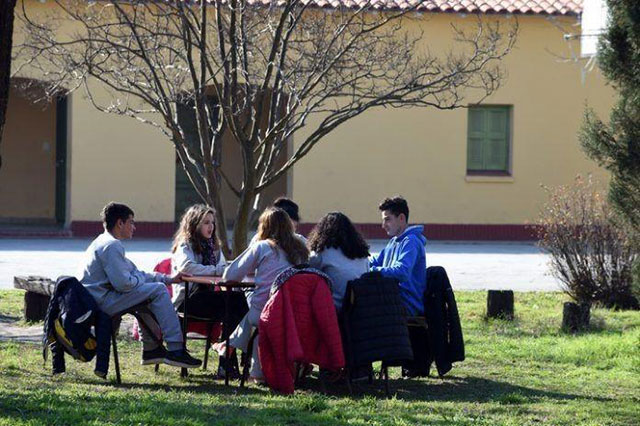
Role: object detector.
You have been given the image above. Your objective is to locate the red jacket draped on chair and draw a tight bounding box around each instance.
[258,272,345,394]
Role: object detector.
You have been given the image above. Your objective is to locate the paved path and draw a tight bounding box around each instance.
[0,315,134,344]
[0,238,561,291]
[0,314,42,343]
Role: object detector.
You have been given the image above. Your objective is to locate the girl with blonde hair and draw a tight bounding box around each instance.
[223,207,309,382]
[172,204,248,378]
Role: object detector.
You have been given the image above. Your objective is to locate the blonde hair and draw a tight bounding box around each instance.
[257,207,308,265]
[172,204,218,255]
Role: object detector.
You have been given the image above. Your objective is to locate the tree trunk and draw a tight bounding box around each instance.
[24,292,50,322]
[231,187,255,257]
[561,302,590,333]
[0,0,17,171]
[231,145,256,257]
[486,290,514,320]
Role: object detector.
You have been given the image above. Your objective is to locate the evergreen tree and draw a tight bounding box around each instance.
[581,0,640,229]
[580,0,639,300]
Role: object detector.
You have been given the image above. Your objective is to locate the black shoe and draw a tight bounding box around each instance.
[402,367,430,378]
[141,346,167,365]
[94,369,107,380]
[164,349,202,369]
[216,354,240,379]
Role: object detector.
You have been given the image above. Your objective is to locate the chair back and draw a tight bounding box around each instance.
[258,268,344,394]
[342,272,413,368]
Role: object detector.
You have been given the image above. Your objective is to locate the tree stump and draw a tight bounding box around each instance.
[561,302,590,332]
[24,292,50,322]
[486,290,514,320]
[14,276,55,322]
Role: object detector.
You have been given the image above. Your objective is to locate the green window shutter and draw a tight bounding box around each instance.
[484,108,509,171]
[467,108,486,170]
[467,106,510,172]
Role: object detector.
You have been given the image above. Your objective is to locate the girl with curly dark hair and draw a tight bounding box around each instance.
[307,212,370,311]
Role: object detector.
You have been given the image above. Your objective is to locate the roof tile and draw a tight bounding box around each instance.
[195,0,582,16]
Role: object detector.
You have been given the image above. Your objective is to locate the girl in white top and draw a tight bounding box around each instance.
[307,212,370,312]
[224,207,309,381]
[171,205,227,307]
[171,204,248,377]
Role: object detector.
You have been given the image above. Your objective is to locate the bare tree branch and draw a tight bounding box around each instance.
[15,0,517,255]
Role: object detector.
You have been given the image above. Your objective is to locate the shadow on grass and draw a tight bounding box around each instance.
[0,363,621,426]
[0,314,20,323]
[25,360,613,406]
[0,383,462,426]
[295,373,613,404]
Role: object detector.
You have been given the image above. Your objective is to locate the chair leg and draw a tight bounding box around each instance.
[203,323,214,371]
[345,368,353,396]
[383,365,389,398]
[240,330,257,388]
[318,369,327,394]
[112,331,121,385]
[294,363,302,386]
[154,364,159,374]
[239,351,249,388]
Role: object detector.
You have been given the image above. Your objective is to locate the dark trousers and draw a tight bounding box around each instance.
[178,289,249,340]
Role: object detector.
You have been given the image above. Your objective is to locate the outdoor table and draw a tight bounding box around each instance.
[182,275,255,385]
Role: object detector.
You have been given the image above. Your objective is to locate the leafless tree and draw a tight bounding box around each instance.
[0,0,17,171]
[15,0,516,256]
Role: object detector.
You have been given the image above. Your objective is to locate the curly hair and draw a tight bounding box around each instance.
[257,207,309,265]
[307,212,369,259]
[172,204,219,255]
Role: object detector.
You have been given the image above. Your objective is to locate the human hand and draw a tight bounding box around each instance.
[169,272,192,284]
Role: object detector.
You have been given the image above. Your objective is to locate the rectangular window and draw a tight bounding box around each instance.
[467,105,511,175]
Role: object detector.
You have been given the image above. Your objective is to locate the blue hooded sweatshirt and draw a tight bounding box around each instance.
[370,225,427,316]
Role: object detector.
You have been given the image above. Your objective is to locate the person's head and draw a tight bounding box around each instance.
[378,197,409,237]
[172,204,218,254]
[257,207,309,265]
[307,212,370,259]
[102,202,135,240]
[272,197,300,229]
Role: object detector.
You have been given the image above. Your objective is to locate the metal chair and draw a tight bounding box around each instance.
[110,302,163,384]
[176,281,223,378]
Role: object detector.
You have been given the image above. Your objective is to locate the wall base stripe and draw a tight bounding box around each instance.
[67,221,541,241]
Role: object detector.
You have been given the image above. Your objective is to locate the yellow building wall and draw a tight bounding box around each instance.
[10,5,614,227]
[0,86,57,219]
[10,1,176,224]
[292,14,613,225]
[68,89,176,222]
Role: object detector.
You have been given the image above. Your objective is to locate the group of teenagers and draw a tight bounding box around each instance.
[77,196,427,383]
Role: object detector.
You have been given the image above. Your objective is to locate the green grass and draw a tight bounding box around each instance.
[0,289,22,321]
[0,290,638,425]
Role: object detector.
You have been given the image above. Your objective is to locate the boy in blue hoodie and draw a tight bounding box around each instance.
[370,197,427,315]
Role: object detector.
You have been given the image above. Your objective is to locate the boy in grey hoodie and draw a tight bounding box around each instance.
[77,202,201,369]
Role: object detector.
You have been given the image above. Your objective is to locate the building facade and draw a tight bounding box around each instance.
[1,1,612,239]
